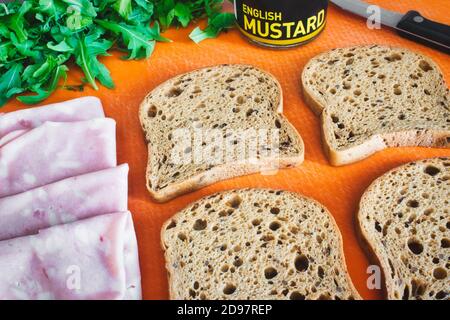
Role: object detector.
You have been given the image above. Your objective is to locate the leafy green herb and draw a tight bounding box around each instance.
[113,0,133,19]
[0,63,24,105]
[0,0,235,106]
[189,11,235,44]
[96,20,157,59]
[18,64,68,104]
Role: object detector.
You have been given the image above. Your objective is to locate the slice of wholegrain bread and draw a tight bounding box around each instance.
[161,189,361,300]
[139,65,304,202]
[302,45,450,166]
[358,158,449,300]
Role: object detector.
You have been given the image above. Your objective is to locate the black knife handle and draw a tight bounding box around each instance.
[396,11,450,54]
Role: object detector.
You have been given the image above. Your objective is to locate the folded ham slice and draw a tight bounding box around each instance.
[0,212,141,300]
[0,97,104,140]
[0,119,117,198]
[0,164,129,241]
[0,129,27,148]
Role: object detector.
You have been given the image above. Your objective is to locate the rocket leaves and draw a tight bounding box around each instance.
[189,11,235,44]
[70,30,114,89]
[96,20,156,59]
[17,64,68,104]
[0,0,235,106]
[0,63,24,106]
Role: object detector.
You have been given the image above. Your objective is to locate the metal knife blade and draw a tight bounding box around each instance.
[330,0,450,54]
[330,0,403,27]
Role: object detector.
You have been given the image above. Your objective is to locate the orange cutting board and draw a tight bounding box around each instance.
[2,0,449,300]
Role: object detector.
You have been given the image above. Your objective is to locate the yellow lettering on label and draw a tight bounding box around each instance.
[307,16,317,34]
[257,21,270,37]
[241,4,283,23]
[274,12,282,22]
[293,20,306,37]
[270,23,282,39]
[240,4,325,43]
[244,15,256,33]
[283,22,295,38]
[317,9,325,26]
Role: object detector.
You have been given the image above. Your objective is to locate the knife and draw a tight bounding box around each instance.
[330,0,450,54]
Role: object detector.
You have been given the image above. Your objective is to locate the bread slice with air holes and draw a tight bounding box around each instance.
[358,157,450,300]
[161,189,361,300]
[139,65,304,202]
[301,45,450,166]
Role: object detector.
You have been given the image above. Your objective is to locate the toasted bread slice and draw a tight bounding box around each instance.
[302,45,449,166]
[161,189,361,300]
[140,65,304,202]
[358,158,449,300]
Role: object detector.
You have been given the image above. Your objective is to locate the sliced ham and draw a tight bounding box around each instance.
[0,164,129,241]
[0,129,27,148]
[0,212,141,300]
[0,97,104,139]
[0,119,117,198]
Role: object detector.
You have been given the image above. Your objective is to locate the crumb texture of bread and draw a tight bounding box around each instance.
[162,189,360,300]
[302,45,450,165]
[140,65,304,201]
[358,158,450,300]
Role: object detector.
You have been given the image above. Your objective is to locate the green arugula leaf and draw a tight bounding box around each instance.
[32,57,58,79]
[18,64,68,104]
[83,30,114,88]
[155,0,175,29]
[66,10,94,30]
[74,36,98,89]
[0,24,9,38]
[113,0,132,19]
[0,63,23,106]
[127,0,153,24]
[92,59,114,89]
[148,21,171,43]
[38,0,65,20]
[0,41,12,63]
[64,0,97,30]
[0,3,11,16]
[8,1,33,42]
[10,33,41,60]
[22,54,68,87]
[174,2,191,27]
[62,0,97,17]
[135,0,153,14]
[96,19,155,59]
[47,39,73,52]
[189,12,235,43]
[68,29,113,89]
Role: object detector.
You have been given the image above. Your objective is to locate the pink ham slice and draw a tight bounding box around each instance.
[0,118,117,198]
[0,129,27,148]
[0,97,104,140]
[0,164,129,241]
[0,212,141,300]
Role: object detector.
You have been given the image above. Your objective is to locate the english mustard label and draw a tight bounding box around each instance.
[235,0,328,47]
